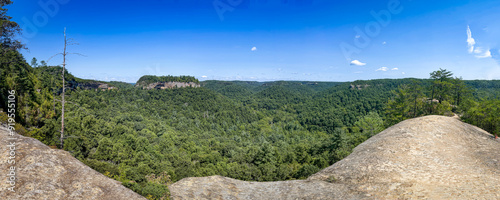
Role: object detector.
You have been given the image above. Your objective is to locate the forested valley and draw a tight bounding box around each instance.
[1,50,500,199]
[2,0,500,199]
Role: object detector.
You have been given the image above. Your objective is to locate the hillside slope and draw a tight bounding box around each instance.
[170,115,500,199]
[0,125,146,200]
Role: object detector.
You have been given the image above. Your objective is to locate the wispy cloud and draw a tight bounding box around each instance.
[474,47,484,54]
[382,41,387,45]
[467,26,492,59]
[201,75,208,78]
[467,25,476,53]
[350,60,366,66]
[475,49,492,58]
[251,47,257,51]
[376,67,388,71]
[391,68,399,70]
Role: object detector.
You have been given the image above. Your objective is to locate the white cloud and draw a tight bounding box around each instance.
[475,49,492,58]
[391,68,399,70]
[402,72,406,75]
[355,35,361,39]
[376,67,388,71]
[382,41,387,45]
[467,25,476,53]
[474,47,483,54]
[251,47,257,51]
[350,60,366,66]
[201,75,208,78]
[466,26,492,59]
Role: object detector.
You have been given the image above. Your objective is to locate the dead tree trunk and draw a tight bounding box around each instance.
[60,28,67,149]
[48,28,84,149]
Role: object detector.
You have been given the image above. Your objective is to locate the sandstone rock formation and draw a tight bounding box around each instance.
[169,175,361,200]
[170,115,500,199]
[78,82,117,90]
[139,82,200,90]
[0,125,146,200]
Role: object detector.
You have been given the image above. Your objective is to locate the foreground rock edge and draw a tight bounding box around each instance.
[0,124,146,200]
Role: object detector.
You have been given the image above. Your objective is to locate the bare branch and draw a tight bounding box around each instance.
[47,53,63,63]
[67,42,80,46]
[68,52,87,57]
[67,38,79,46]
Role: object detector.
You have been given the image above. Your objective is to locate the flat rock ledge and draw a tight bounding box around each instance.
[0,125,146,200]
[170,175,361,200]
[170,116,500,200]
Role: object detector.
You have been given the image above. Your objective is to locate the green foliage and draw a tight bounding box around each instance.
[136,75,200,87]
[385,69,472,126]
[122,181,169,200]
[0,51,56,129]
[354,112,384,137]
[1,0,25,53]
[110,81,134,89]
[462,99,500,136]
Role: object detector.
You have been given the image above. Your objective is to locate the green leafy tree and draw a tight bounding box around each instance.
[31,57,38,67]
[429,68,453,113]
[0,0,25,56]
[354,112,384,138]
[385,84,411,125]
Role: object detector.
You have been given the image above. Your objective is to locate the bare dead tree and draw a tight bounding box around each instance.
[48,28,85,149]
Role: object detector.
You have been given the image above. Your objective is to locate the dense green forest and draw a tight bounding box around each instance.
[2,53,500,200]
[2,57,500,199]
[2,2,500,199]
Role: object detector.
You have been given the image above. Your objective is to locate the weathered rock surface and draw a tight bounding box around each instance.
[76,81,117,91]
[139,81,200,90]
[0,125,146,200]
[170,175,361,200]
[170,115,500,199]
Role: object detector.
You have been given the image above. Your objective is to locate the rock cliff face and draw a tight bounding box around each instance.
[0,125,146,200]
[76,82,117,91]
[349,84,370,90]
[138,82,200,90]
[170,115,500,199]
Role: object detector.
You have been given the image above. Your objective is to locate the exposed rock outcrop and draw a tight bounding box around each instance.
[350,84,370,90]
[170,175,361,200]
[139,82,200,90]
[170,115,500,199]
[63,80,117,91]
[0,125,146,200]
[76,82,117,91]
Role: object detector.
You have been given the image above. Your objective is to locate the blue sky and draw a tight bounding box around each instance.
[8,0,500,82]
